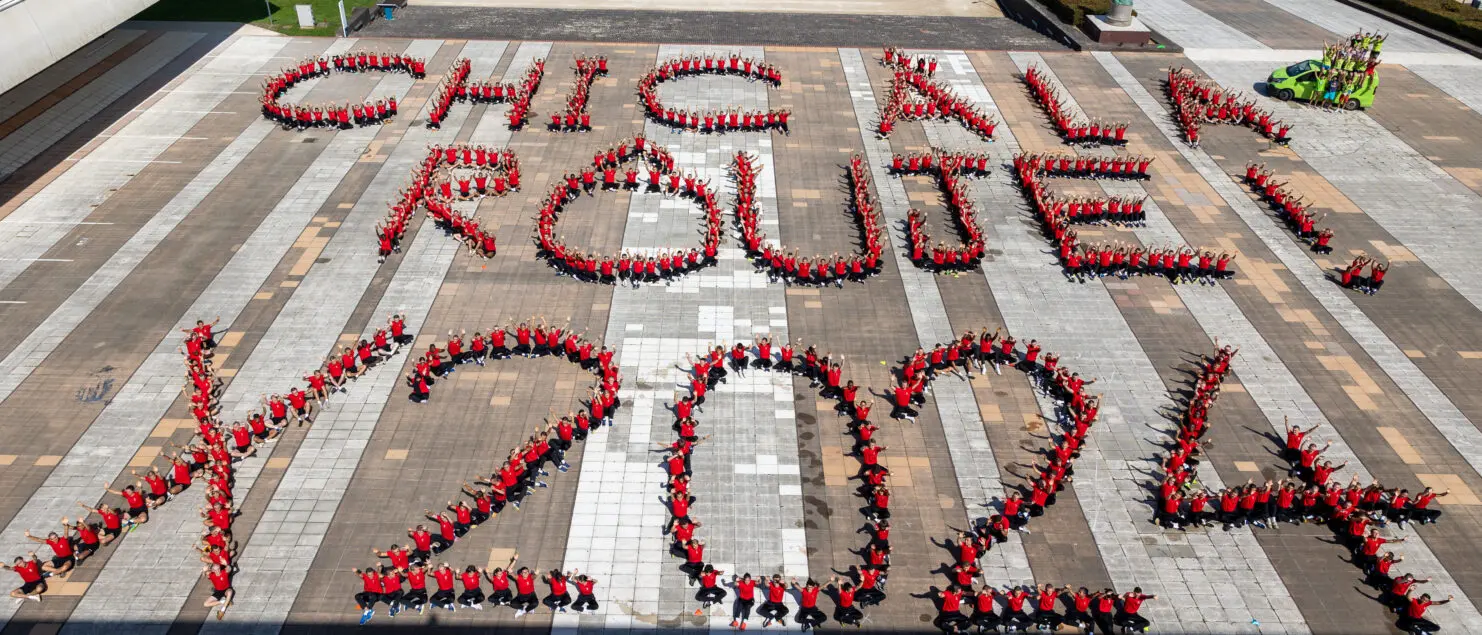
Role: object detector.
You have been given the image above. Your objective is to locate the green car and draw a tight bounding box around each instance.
[1266,59,1377,110]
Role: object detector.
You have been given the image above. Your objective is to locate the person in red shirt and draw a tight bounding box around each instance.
[76,502,123,545]
[133,466,174,508]
[1115,587,1155,632]
[429,562,457,611]
[883,377,914,423]
[511,567,540,617]
[1032,583,1064,631]
[407,369,431,403]
[934,584,970,633]
[855,565,886,607]
[373,544,412,572]
[63,517,102,563]
[1399,593,1452,634]
[104,481,150,525]
[457,564,485,608]
[204,563,234,620]
[1282,418,1322,463]
[541,569,572,613]
[3,554,46,601]
[1061,586,1094,632]
[994,586,1032,631]
[868,485,891,522]
[423,511,456,552]
[22,529,74,574]
[968,586,1000,632]
[483,551,518,608]
[380,567,407,617]
[354,565,386,622]
[694,565,727,614]
[199,542,233,570]
[1367,552,1403,591]
[572,573,599,613]
[727,572,759,627]
[401,563,428,614]
[788,578,825,631]
[185,317,221,349]
[826,577,864,627]
[758,575,791,626]
[1409,487,1449,525]
[1356,528,1405,569]
[406,525,435,565]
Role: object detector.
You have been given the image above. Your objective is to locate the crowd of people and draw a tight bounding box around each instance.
[1326,31,1385,72]
[549,55,608,131]
[428,57,545,130]
[663,339,891,629]
[1307,32,1383,111]
[883,47,938,76]
[376,143,522,263]
[1023,64,1128,146]
[873,330,1134,634]
[426,58,471,129]
[1306,64,1377,112]
[402,320,618,409]
[1340,254,1391,295]
[877,54,997,140]
[1165,67,1289,147]
[352,323,618,623]
[2,315,411,615]
[1244,163,1334,254]
[636,54,790,132]
[934,584,1156,635]
[354,553,602,622]
[732,153,886,285]
[260,51,423,130]
[1152,343,1455,634]
[1012,152,1238,284]
[890,152,989,271]
[534,136,723,283]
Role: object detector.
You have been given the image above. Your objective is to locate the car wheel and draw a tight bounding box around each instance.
[1342,99,1361,111]
[1276,88,1294,101]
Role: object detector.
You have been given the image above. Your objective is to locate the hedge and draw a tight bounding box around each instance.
[1362,0,1482,49]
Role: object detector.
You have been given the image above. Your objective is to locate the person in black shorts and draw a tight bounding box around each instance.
[76,502,123,546]
[3,554,46,601]
[22,530,74,575]
[204,563,234,620]
[102,481,150,526]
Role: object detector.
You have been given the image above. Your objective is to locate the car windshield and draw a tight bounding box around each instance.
[1284,61,1314,75]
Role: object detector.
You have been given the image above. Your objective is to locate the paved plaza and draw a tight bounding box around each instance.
[2,3,1482,635]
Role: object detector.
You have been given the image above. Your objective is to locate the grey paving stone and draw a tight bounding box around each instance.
[0,36,287,295]
[1407,64,1482,116]
[0,119,277,402]
[1260,0,1455,53]
[1131,0,1268,50]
